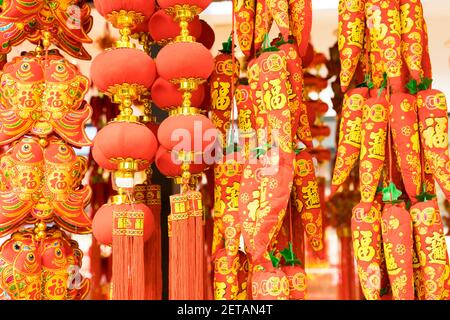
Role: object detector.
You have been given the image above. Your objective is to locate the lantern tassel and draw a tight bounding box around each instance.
[188,190,205,300]
[144,183,162,299]
[112,198,146,300]
[168,194,190,299]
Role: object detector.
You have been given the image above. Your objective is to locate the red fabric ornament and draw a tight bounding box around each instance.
[149,10,202,43]
[390,92,421,203]
[417,88,450,201]
[212,153,243,299]
[157,0,211,10]
[151,77,205,110]
[359,92,388,204]
[90,48,156,93]
[338,0,365,91]
[293,150,324,258]
[93,121,157,170]
[156,42,214,81]
[210,51,240,141]
[213,248,240,300]
[400,0,425,82]
[157,114,217,152]
[267,0,289,41]
[94,0,155,19]
[92,203,155,246]
[331,87,368,195]
[366,0,403,92]
[281,265,307,300]
[352,201,384,300]
[251,265,289,300]
[410,199,449,299]
[279,43,310,142]
[197,20,216,50]
[289,0,312,57]
[381,202,414,300]
[154,145,207,177]
[234,0,254,57]
[253,0,273,54]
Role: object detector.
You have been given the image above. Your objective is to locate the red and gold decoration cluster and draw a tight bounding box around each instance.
[0,0,94,300]
[208,0,324,301]
[90,0,159,300]
[332,0,450,300]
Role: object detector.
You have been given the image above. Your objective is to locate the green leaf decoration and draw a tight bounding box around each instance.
[356,74,374,89]
[406,79,418,95]
[220,35,233,54]
[239,78,249,85]
[418,77,433,91]
[378,72,388,97]
[380,286,389,297]
[376,184,384,194]
[252,143,271,158]
[260,33,280,53]
[280,242,302,266]
[415,183,436,202]
[274,33,293,47]
[382,182,403,203]
[269,250,281,268]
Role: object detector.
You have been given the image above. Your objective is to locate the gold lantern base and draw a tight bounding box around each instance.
[107,10,145,48]
[170,77,205,112]
[108,83,149,122]
[165,4,202,43]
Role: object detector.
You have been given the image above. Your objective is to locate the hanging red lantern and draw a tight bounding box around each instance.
[155,146,208,178]
[92,202,155,246]
[151,77,205,111]
[157,114,217,152]
[197,20,215,50]
[156,42,214,81]
[92,121,158,171]
[149,10,202,44]
[91,48,156,94]
[94,0,155,21]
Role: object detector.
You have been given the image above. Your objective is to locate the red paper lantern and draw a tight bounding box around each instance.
[151,77,205,110]
[157,0,211,10]
[94,0,155,20]
[93,121,158,170]
[149,10,202,43]
[92,203,155,245]
[157,114,217,151]
[156,42,214,81]
[155,146,207,177]
[197,20,215,50]
[90,48,156,93]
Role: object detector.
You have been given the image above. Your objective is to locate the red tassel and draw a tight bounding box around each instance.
[187,190,204,300]
[112,206,146,300]
[168,194,190,300]
[144,184,162,300]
